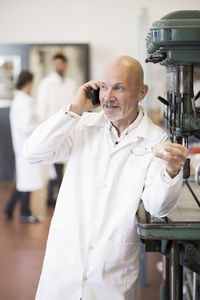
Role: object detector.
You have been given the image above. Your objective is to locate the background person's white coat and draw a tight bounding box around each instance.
[10,90,43,191]
[36,71,77,122]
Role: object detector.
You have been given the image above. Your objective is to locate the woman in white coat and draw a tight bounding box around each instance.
[4,70,43,223]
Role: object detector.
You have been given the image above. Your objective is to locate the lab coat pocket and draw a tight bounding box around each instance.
[103,241,140,289]
[45,224,78,271]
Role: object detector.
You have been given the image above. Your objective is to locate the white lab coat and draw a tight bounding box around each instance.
[24,105,183,300]
[36,71,77,122]
[10,90,43,191]
[36,71,77,172]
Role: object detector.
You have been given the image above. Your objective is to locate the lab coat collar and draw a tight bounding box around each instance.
[82,105,162,143]
[129,106,163,141]
[14,90,32,100]
[48,71,65,82]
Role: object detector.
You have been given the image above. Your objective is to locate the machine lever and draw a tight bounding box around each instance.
[191,97,197,119]
[157,96,169,106]
[192,97,197,119]
[194,90,200,101]
[183,158,190,179]
[185,180,200,208]
[187,82,197,119]
[187,82,194,98]
[145,53,167,64]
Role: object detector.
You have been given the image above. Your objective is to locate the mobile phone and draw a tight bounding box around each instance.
[90,87,100,105]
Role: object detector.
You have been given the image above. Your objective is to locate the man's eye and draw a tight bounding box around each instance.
[115,86,123,90]
[100,84,107,90]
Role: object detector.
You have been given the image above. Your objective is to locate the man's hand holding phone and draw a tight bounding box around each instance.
[70,81,100,116]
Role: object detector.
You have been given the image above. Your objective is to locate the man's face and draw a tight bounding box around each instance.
[53,58,67,77]
[99,62,145,123]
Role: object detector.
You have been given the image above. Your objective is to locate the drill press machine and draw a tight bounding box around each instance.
[146,10,200,178]
[136,10,200,300]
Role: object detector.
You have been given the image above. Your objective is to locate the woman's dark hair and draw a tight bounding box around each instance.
[16,70,34,90]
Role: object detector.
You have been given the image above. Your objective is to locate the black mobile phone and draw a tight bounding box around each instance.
[90,87,100,105]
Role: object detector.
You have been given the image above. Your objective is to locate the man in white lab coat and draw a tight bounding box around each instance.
[24,56,188,300]
[37,53,77,207]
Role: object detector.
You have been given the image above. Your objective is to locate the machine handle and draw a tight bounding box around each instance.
[187,82,197,119]
[183,158,190,179]
[145,52,167,64]
[194,90,200,101]
[158,96,169,106]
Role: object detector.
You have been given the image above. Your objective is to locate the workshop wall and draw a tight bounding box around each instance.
[0,0,199,80]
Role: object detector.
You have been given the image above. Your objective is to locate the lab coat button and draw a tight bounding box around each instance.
[89,246,93,250]
[83,276,87,281]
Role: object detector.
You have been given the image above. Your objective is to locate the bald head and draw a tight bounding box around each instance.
[102,56,144,87]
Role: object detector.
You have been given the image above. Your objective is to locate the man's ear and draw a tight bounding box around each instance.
[138,84,148,102]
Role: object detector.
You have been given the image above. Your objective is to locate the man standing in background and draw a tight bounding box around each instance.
[37,53,77,207]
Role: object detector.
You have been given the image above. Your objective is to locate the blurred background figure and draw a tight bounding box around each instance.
[4,70,43,223]
[36,53,77,207]
[0,60,15,100]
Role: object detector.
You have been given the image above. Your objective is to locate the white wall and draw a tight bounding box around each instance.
[0,0,200,108]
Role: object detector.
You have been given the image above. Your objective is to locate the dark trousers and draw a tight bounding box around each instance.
[4,189,31,216]
[47,163,64,205]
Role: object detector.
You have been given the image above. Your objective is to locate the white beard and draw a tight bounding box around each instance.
[103,109,124,122]
[101,101,123,122]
